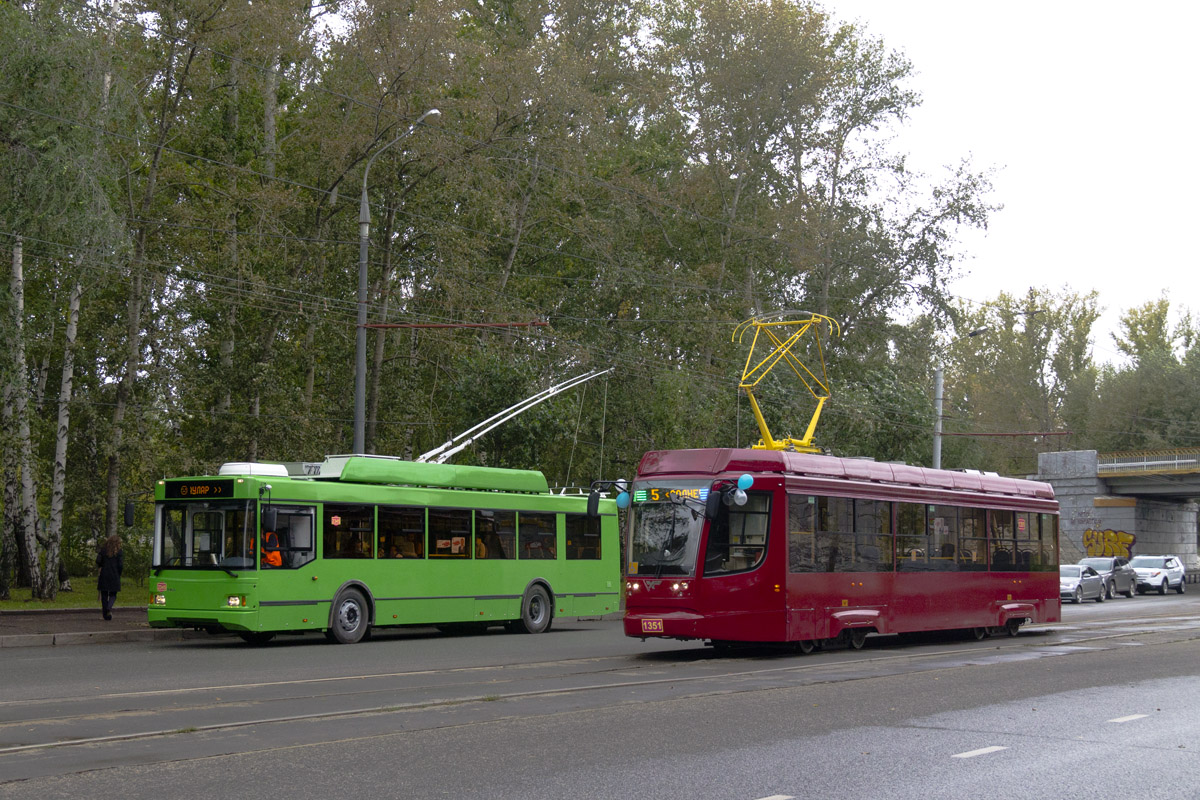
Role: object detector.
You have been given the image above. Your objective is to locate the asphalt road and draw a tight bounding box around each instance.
[2,593,1199,799]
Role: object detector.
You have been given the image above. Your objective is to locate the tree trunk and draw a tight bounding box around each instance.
[42,281,83,599]
[10,238,43,596]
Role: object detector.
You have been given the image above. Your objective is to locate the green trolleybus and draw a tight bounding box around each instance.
[146,455,620,644]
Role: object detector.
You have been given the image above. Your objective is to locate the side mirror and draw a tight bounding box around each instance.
[262,505,278,532]
[124,500,135,528]
[586,491,600,519]
[704,490,722,520]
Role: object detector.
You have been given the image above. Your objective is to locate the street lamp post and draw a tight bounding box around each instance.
[354,108,440,454]
[932,327,987,471]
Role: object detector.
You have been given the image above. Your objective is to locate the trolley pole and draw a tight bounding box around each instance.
[355,108,440,454]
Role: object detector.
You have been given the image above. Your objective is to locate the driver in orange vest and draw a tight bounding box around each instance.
[261,529,282,568]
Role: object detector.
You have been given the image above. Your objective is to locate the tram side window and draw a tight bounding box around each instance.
[429,508,472,558]
[852,499,893,572]
[788,494,816,573]
[958,507,988,572]
[896,503,929,571]
[324,504,375,559]
[475,510,515,559]
[705,492,770,575]
[1014,512,1037,570]
[262,505,316,569]
[990,510,1016,570]
[519,512,558,559]
[378,506,425,559]
[815,496,855,572]
[1035,513,1058,571]
[565,514,602,560]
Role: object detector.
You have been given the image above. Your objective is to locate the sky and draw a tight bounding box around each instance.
[821,1,1200,364]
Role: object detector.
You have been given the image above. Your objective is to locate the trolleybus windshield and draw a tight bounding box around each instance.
[627,480,710,576]
[156,500,256,570]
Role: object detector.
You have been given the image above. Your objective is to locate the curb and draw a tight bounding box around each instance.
[0,628,208,649]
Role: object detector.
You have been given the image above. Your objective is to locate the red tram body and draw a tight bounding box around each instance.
[623,449,1061,647]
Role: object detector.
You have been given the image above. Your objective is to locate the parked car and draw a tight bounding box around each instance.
[1078,556,1138,599]
[1130,554,1187,595]
[1060,564,1105,604]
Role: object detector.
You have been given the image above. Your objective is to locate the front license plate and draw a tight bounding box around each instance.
[641,618,664,634]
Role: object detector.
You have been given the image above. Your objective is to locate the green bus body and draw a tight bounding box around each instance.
[147,456,620,642]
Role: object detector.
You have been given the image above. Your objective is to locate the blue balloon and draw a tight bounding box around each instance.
[616,492,631,509]
[737,473,754,491]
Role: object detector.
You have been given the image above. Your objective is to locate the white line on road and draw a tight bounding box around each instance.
[1108,714,1149,723]
[952,745,1008,759]
[753,796,794,800]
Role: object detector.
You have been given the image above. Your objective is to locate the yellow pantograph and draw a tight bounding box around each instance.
[733,311,840,453]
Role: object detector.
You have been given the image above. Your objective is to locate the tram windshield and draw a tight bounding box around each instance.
[154,500,257,569]
[627,481,711,577]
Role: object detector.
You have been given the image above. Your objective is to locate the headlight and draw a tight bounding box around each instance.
[226,595,246,607]
[153,594,167,605]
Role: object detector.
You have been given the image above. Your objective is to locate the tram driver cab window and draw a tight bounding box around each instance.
[704,492,770,576]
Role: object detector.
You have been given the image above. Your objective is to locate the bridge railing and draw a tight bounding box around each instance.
[1098,448,1200,474]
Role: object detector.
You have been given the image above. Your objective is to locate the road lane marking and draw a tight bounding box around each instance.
[1108,714,1148,723]
[754,796,794,800]
[952,746,1007,759]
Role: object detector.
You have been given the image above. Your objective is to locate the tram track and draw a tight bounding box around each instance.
[4,611,1199,758]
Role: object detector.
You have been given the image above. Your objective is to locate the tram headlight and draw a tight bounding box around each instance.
[627,581,640,591]
[153,594,167,605]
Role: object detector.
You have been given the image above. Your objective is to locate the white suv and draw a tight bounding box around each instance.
[1129,554,1187,595]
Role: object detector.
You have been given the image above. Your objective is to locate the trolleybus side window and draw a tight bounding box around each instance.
[705,492,770,575]
[990,509,1016,570]
[475,510,516,559]
[565,513,602,560]
[379,506,425,559]
[787,495,816,573]
[261,505,316,569]
[324,504,375,559]
[429,508,471,558]
[519,512,558,559]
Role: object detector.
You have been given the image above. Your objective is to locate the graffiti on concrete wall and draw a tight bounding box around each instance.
[1083,529,1137,558]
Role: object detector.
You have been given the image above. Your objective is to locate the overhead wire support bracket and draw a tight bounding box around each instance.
[732,311,840,453]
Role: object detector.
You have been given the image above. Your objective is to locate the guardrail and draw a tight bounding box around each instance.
[1098,448,1200,474]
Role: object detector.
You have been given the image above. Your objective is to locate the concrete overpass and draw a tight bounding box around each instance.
[1038,450,1200,572]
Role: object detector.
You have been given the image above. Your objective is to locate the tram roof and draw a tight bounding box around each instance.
[637,448,1054,500]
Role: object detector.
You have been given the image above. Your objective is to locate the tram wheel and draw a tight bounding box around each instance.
[515,584,552,634]
[846,629,868,650]
[971,627,989,640]
[1005,619,1022,637]
[795,639,815,655]
[330,588,369,644]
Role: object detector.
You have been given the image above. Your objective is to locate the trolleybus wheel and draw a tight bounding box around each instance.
[238,631,275,645]
[515,584,552,634]
[795,640,815,655]
[330,589,369,644]
[846,629,868,650]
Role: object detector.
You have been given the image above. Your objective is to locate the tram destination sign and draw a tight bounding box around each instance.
[165,479,235,499]
[632,486,710,503]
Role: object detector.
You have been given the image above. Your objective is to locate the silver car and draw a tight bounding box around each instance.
[1060,564,1105,604]
[1130,554,1187,595]
[1078,556,1138,599]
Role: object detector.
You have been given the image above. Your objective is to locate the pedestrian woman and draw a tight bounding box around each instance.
[97,534,124,620]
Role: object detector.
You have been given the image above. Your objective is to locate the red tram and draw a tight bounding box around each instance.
[622,448,1060,650]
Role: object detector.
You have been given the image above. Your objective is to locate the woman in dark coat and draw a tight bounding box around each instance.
[97,534,124,620]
